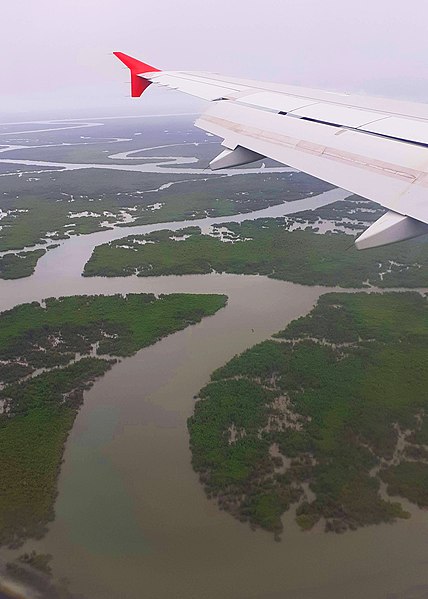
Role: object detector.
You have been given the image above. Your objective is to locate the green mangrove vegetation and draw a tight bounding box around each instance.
[84,220,428,288]
[0,249,46,280]
[0,162,331,252]
[0,292,227,547]
[188,292,428,538]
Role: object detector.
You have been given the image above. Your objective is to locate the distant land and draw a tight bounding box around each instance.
[0,115,332,281]
[0,115,401,267]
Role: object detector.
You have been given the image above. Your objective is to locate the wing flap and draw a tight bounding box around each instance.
[238,92,318,113]
[359,116,428,146]
[289,103,388,128]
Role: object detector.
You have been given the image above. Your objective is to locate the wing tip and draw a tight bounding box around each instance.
[113,51,160,75]
[113,51,160,98]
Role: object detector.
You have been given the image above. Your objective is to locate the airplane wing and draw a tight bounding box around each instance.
[114,51,428,250]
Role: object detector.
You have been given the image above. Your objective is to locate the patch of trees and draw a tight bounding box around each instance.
[0,249,46,280]
[380,462,428,507]
[188,292,428,538]
[0,292,227,547]
[84,220,428,288]
[0,293,227,387]
[0,358,113,548]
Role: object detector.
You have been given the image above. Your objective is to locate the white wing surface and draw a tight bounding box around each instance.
[114,52,428,249]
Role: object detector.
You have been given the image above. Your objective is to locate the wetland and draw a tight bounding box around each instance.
[0,114,428,599]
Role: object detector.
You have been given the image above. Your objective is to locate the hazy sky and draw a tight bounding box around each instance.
[2,0,428,119]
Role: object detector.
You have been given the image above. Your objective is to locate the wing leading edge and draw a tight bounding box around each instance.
[114,52,428,249]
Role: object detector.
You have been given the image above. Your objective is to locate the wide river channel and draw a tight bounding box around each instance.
[0,189,427,599]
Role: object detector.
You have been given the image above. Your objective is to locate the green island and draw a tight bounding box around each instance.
[0,249,46,280]
[188,292,428,538]
[83,220,428,288]
[0,292,227,547]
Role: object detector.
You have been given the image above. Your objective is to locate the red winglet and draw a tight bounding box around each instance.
[113,52,161,98]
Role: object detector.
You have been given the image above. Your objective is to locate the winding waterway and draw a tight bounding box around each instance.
[0,187,346,311]
[0,188,427,598]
